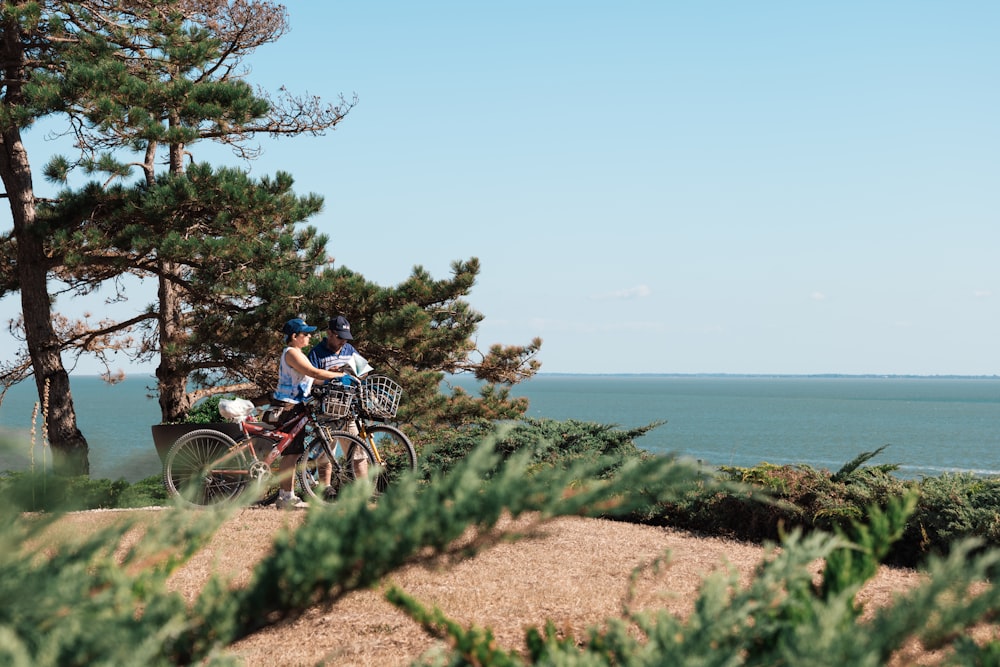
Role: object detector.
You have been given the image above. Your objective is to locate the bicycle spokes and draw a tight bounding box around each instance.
[163,431,251,507]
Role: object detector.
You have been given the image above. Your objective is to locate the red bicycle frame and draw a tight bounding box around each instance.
[238,409,312,465]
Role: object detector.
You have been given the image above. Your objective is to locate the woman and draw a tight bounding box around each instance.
[273,317,347,509]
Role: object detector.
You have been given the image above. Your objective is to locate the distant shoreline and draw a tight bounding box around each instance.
[64,372,1000,381]
[531,373,1000,380]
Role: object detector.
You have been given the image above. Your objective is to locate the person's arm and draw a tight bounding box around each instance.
[286,347,345,381]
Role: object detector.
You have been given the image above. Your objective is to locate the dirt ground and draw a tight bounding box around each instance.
[52,507,962,666]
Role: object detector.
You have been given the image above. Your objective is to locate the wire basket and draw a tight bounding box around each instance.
[319,384,357,419]
[360,375,403,419]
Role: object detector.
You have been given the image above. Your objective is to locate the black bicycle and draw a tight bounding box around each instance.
[313,374,417,495]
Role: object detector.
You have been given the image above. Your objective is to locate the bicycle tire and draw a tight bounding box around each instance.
[296,430,375,505]
[365,424,418,494]
[162,428,250,508]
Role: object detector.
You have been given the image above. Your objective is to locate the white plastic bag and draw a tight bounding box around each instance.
[218,398,256,422]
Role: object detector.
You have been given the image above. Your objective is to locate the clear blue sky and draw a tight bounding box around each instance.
[2,2,999,376]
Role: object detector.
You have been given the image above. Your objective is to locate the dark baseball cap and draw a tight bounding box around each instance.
[328,315,353,340]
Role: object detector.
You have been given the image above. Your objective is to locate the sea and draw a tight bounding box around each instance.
[1,374,999,483]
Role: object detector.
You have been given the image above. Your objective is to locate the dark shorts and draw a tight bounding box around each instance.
[272,402,308,456]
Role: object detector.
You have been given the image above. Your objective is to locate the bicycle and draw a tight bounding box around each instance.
[314,374,417,495]
[161,395,375,508]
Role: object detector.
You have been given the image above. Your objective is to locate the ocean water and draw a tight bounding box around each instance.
[0,375,165,483]
[451,374,1000,479]
[1,374,998,482]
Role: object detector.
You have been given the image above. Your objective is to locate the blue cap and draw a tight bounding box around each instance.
[282,318,317,336]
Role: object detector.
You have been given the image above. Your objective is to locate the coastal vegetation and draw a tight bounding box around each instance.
[5,422,1000,566]
[4,419,1000,663]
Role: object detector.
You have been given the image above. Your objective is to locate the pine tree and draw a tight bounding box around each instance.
[42,164,335,417]
[42,0,353,421]
[0,2,92,474]
[7,1,542,436]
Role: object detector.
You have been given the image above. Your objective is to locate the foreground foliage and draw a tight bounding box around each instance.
[393,494,1000,666]
[4,433,1000,665]
[7,421,1000,569]
[0,437,710,665]
[0,420,1000,665]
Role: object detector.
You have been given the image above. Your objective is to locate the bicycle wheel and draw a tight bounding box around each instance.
[296,430,375,505]
[162,429,250,507]
[365,424,418,494]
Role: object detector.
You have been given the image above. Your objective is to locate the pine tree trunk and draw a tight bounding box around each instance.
[155,266,192,422]
[0,128,90,475]
[151,132,196,423]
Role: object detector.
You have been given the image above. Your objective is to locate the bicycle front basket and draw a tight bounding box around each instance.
[360,375,402,419]
[320,384,356,419]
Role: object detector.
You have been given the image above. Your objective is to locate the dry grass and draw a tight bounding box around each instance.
[46,507,946,666]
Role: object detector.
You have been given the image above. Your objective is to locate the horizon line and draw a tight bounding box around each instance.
[534,372,1000,379]
[65,371,1000,380]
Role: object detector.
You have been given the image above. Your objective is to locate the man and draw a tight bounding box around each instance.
[308,315,359,372]
[308,315,369,482]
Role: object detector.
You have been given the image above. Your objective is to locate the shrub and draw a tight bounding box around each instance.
[905,473,1000,557]
[118,474,171,507]
[176,395,231,424]
[0,471,131,512]
[421,417,659,479]
[645,449,1000,568]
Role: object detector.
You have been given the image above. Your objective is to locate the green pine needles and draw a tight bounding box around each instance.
[387,493,1000,666]
[4,431,1000,664]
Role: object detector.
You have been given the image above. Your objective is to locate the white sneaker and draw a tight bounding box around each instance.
[276,494,308,510]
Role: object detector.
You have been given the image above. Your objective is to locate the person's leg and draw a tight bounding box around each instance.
[278,454,296,494]
[317,450,333,487]
[314,421,345,487]
[324,424,367,484]
[347,422,368,480]
[276,448,307,509]
[275,404,306,505]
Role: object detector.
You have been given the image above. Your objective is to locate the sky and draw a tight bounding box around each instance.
[2,2,999,376]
